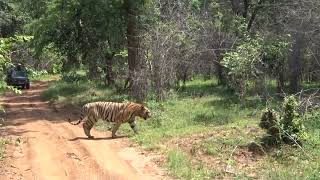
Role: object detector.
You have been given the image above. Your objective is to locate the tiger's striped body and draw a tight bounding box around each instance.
[68,102,151,139]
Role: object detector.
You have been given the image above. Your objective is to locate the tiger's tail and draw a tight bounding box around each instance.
[68,118,81,125]
[68,107,85,125]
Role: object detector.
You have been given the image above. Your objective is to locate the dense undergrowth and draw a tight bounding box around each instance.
[42,77,320,179]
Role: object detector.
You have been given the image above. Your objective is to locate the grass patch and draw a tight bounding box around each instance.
[166,149,213,179]
[41,80,128,105]
[258,108,320,179]
[30,74,60,81]
[261,146,320,180]
[201,133,250,156]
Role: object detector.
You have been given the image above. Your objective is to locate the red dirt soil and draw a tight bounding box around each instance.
[0,81,167,180]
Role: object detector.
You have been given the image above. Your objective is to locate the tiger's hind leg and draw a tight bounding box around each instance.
[83,120,95,139]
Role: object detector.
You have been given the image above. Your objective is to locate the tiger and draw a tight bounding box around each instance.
[68,102,151,139]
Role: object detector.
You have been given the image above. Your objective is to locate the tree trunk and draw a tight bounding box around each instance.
[104,52,115,86]
[152,51,164,100]
[276,59,285,93]
[130,50,148,103]
[216,61,225,85]
[255,74,267,100]
[215,49,226,85]
[124,0,140,89]
[243,0,249,18]
[230,0,242,16]
[277,71,285,93]
[125,0,148,102]
[247,0,265,31]
[289,33,305,92]
[87,48,99,80]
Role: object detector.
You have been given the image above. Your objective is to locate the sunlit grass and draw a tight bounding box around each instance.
[166,149,213,179]
[30,74,60,81]
[41,80,128,105]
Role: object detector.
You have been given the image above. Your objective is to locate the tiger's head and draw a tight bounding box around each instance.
[139,105,151,120]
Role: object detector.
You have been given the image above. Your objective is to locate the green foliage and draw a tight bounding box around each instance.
[26,67,48,79]
[191,0,201,11]
[222,34,289,97]
[222,35,264,96]
[259,96,305,148]
[260,109,280,130]
[260,109,282,147]
[281,96,304,145]
[36,45,64,74]
[263,36,289,61]
[209,1,247,34]
[28,0,127,69]
[223,36,263,77]
[0,35,32,93]
[1,34,58,77]
[0,0,22,37]
[114,49,128,58]
[17,0,48,19]
[303,107,320,130]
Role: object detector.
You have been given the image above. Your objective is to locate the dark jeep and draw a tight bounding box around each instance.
[6,65,30,89]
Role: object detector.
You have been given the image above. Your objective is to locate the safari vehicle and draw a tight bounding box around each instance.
[6,64,30,89]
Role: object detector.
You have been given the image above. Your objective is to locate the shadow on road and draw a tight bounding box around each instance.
[69,135,128,141]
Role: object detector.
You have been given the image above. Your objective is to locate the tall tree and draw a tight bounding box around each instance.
[289,33,305,92]
[124,0,143,89]
[0,0,21,37]
[28,0,126,78]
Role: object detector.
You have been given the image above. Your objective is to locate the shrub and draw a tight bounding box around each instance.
[259,96,304,148]
[281,96,304,145]
[259,109,282,147]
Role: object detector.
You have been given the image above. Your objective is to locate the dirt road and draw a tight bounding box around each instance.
[0,81,166,180]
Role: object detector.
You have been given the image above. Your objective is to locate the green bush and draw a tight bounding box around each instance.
[28,69,48,78]
[259,96,304,148]
[281,96,304,145]
[260,108,282,147]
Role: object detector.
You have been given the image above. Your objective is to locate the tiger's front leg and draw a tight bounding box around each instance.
[83,121,94,139]
[129,121,139,134]
[111,123,121,138]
